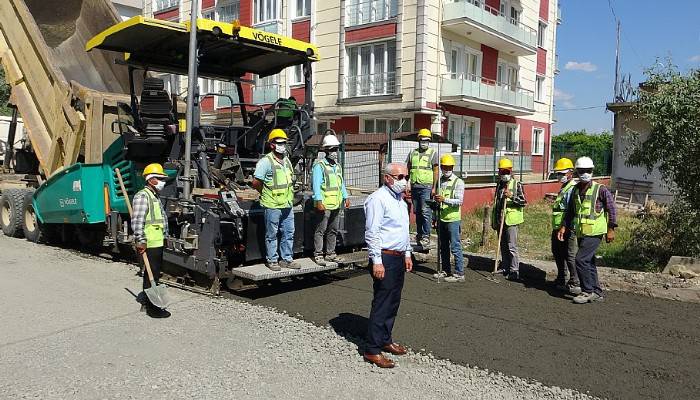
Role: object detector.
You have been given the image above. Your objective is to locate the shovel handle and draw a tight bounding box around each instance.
[493,195,507,273]
[114,167,156,283]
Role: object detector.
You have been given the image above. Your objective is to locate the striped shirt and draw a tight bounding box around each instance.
[131,187,168,244]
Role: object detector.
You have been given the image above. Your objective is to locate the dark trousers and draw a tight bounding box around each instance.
[576,235,603,296]
[366,253,406,355]
[141,247,163,290]
[313,208,340,256]
[551,230,579,285]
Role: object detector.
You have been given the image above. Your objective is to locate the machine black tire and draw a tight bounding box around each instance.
[21,190,41,243]
[0,189,28,238]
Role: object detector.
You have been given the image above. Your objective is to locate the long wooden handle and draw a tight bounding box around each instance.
[493,195,507,273]
[115,168,155,283]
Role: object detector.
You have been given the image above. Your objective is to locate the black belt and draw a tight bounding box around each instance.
[381,249,405,257]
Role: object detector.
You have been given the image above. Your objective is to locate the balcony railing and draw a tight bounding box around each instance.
[443,0,537,50]
[346,0,396,27]
[253,84,280,104]
[345,71,397,97]
[441,73,534,111]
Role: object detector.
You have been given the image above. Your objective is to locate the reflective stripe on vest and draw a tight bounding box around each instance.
[315,160,343,210]
[409,148,435,185]
[551,179,577,230]
[492,179,524,226]
[574,182,608,237]
[260,153,294,209]
[439,175,462,222]
[141,188,164,248]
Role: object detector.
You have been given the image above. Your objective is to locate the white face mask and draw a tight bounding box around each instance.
[273,143,286,154]
[327,152,338,161]
[559,174,570,183]
[419,141,429,150]
[154,180,166,192]
[579,173,593,182]
[500,174,511,182]
[389,178,408,194]
[442,171,452,178]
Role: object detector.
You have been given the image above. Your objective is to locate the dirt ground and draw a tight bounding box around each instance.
[229,263,700,400]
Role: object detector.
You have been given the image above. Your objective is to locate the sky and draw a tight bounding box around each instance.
[553,0,700,135]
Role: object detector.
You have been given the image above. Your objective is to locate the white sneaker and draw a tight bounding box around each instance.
[573,292,603,304]
[444,275,465,283]
[432,271,448,279]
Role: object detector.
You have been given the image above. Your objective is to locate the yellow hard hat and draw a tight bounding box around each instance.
[268,129,288,142]
[553,157,574,172]
[498,158,513,169]
[418,128,432,139]
[142,163,166,177]
[440,154,456,167]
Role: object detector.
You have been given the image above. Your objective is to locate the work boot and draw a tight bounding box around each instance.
[314,256,327,266]
[266,261,281,271]
[420,238,432,250]
[506,271,520,282]
[280,259,302,269]
[145,303,171,319]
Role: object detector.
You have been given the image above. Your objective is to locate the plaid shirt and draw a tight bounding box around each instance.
[131,187,168,244]
[564,182,618,230]
[494,179,527,222]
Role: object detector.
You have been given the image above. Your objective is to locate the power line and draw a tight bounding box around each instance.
[606,0,644,68]
[556,105,606,111]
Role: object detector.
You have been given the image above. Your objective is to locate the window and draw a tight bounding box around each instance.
[510,6,519,25]
[497,60,519,90]
[155,0,178,11]
[537,22,547,48]
[255,0,278,23]
[447,43,481,81]
[346,0,398,27]
[447,115,480,151]
[361,117,411,134]
[217,0,240,22]
[535,76,545,102]
[346,41,396,97]
[295,0,311,18]
[290,65,304,86]
[156,73,179,95]
[532,128,545,155]
[317,121,330,135]
[495,122,519,152]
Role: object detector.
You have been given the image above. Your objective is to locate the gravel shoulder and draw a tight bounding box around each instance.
[0,235,595,400]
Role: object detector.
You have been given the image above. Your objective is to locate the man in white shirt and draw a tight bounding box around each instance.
[363,162,413,368]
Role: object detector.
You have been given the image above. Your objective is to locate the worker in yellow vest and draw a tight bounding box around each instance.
[433,154,465,282]
[405,128,439,250]
[492,158,527,281]
[132,163,170,318]
[551,157,581,294]
[312,134,350,267]
[558,157,617,304]
[252,129,301,272]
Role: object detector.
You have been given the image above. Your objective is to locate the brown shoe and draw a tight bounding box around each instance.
[363,353,395,368]
[382,343,407,355]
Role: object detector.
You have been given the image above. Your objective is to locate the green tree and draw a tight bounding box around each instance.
[0,68,12,116]
[551,130,613,174]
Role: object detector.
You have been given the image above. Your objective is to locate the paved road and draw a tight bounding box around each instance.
[230,263,700,400]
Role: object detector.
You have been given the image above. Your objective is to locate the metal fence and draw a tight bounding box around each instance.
[550,141,612,177]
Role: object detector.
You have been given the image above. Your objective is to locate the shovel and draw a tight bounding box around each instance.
[115,168,171,309]
[493,195,507,274]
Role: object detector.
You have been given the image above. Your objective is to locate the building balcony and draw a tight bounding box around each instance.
[346,0,397,27]
[453,153,532,175]
[253,19,282,34]
[442,0,537,56]
[440,74,535,116]
[344,72,398,98]
[253,84,280,105]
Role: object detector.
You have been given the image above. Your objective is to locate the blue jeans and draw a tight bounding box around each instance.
[439,221,464,275]
[411,186,432,241]
[263,207,295,263]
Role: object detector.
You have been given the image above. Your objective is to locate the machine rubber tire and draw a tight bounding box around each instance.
[21,190,41,243]
[1,189,27,238]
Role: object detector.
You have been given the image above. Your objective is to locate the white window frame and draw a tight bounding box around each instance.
[360,116,412,134]
[446,42,482,81]
[535,75,545,103]
[154,0,179,12]
[532,127,545,156]
[497,59,520,90]
[537,21,547,48]
[289,65,304,86]
[345,40,397,97]
[294,0,311,19]
[255,0,279,24]
[447,115,480,152]
[346,0,397,27]
[495,122,519,153]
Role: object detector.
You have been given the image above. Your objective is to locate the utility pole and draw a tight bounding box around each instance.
[183,0,200,200]
[614,20,621,102]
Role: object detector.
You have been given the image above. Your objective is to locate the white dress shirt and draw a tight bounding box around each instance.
[364,186,412,265]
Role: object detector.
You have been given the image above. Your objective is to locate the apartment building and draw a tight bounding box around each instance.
[144,0,559,175]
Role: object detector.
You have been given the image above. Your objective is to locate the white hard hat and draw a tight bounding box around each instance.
[575,156,595,169]
[321,134,340,148]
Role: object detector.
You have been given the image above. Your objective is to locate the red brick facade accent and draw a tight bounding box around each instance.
[345,22,397,44]
[292,19,311,43]
[330,116,360,133]
[537,48,547,75]
[481,45,499,82]
[154,8,179,21]
[540,0,549,21]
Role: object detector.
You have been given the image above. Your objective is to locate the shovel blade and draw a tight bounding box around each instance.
[145,283,171,309]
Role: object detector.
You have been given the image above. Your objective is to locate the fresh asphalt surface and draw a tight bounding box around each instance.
[229,262,700,400]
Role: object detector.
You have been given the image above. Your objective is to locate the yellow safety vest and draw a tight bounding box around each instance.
[259,153,295,209]
[439,175,463,222]
[492,179,524,227]
[409,148,435,185]
[551,179,577,230]
[574,182,608,237]
[315,160,343,210]
[140,188,165,249]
